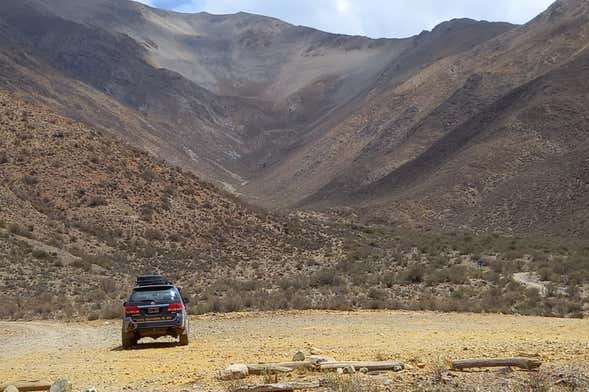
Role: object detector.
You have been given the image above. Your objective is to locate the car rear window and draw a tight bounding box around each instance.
[130,286,180,303]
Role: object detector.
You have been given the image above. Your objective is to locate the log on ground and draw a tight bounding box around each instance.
[246,362,317,375]
[232,381,323,392]
[320,361,404,372]
[0,381,52,392]
[451,358,542,371]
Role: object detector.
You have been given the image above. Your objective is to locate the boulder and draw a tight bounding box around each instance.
[292,350,306,362]
[49,379,71,392]
[336,365,355,374]
[343,365,356,374]
[3,386,19,392]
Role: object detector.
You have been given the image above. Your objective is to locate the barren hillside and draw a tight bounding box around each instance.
[0,78,588,321]
[0,0,515,201]
[0,91,337,318]
[3,0,589,240]
[287,0,589,224]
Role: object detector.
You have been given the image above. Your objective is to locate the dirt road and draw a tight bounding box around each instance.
[1,311,588,391]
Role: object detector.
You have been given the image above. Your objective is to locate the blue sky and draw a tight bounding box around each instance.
[135,0,555,38]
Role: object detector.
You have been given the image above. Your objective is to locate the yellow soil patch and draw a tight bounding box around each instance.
[0,310,588,391]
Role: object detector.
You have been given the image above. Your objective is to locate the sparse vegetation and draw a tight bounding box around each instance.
[0,92,587,321]
[324,375,382,392]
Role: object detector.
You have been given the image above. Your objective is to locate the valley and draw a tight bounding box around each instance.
[0,0,586,344]
[1,0,589,390]
[0,90,587,321]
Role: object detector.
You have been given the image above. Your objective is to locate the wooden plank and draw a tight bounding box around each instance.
[451,358,542,371]
[233,381,322,392]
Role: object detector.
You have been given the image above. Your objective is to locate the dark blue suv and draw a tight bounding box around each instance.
[122,275,190,348]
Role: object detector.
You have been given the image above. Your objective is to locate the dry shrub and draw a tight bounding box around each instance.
[324,375,382,392]
[100,302,122,319]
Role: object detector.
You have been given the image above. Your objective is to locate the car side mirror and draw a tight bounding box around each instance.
[183,297,190,304]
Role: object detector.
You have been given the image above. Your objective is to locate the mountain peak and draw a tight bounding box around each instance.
[536,0,589,22]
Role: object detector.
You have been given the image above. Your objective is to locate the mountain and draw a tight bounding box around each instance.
[0,0,513,197]
[2,90,587,320]
[301,0,589,237]
[1,0,589,236]
[349,43,589,237]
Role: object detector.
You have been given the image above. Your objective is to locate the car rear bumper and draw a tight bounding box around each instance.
[124,315,186,337]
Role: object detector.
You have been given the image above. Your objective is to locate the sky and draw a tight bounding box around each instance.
[134,0,555,38]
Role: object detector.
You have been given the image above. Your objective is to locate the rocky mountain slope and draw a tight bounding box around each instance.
[0,91,337,318]
[1,93,586,320]
[0,0,514,199]
[251,0,589,237]
[6,0,587,239]
[290,0,589,236]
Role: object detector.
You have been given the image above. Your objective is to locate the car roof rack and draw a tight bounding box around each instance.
[135,275,172,287]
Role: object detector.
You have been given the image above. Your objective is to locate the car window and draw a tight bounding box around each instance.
[130,287,179,303]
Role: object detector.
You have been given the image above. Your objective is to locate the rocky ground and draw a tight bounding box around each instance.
[1,310,588,391]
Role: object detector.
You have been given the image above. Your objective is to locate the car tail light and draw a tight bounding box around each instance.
[167,303,184,312]
[125,305,140,315]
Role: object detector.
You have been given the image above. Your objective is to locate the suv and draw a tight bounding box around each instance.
[122,275,190,348]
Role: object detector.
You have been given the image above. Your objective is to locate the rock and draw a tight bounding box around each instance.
[416,362,426,369]
[383,379,393,386]
[342,365,355,374]
[336,368,344,375]
[359,367,369,374]
[83,388,97,392]
[49,379,71,392]
[405,364,414,370]
[219,364,249,380]
[3,386,19,392]
[292,350,306,361]
[308,355,336,364]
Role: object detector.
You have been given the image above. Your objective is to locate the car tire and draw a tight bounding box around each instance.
[179,331,189,346]
[122,331,136,349]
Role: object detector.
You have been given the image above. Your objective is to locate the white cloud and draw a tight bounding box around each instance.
[160,0,556,38]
